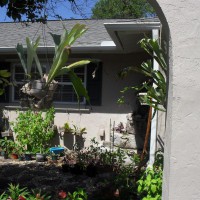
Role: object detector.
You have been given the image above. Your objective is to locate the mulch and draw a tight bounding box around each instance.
[0,157,115,200]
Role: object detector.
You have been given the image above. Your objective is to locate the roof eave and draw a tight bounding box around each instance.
[0,46,120,54]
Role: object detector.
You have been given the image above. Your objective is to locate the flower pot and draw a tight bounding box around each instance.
[10,153,18,159]
[36,153,46,162]
[24,153,32,161]
[18,155,24,161]
[3,153,9,159]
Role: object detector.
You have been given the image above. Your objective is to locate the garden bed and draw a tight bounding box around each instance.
[0,156,117,200]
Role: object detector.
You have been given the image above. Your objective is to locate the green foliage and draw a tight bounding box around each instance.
[137,150,164,200]
[12,107,55,153]
[137,167,163,200]
[64,122,74,133]
[66,188,87,200]
[0,137,15,154]
[16,36,42,79]
[0,184,51,200]
[0,184,30,200]
[63,122,86,136]
[118,38,167,113]
[0,0,80,23]
[16,23,91,106]
[0,69,11,95]
[92,0,155,19]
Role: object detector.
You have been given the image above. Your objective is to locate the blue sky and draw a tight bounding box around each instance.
[0,0,98,22]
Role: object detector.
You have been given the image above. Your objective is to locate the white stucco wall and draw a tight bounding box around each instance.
[149,1,200,199]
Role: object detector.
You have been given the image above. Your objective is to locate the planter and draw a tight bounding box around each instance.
[36,153,46,162]
[1,130,13,137]
[10,153,18,159]
[3,153,9,159]
[18,155,24,161]
[24,153,32,161]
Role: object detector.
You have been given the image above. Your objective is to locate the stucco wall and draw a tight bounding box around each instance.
[3,52,150,147]
[149,1,200,199]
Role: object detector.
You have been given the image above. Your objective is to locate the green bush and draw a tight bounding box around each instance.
[12,107,55,153]
[137,150,163,200]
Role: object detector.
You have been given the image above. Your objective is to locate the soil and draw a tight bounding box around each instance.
[0,156,116,200]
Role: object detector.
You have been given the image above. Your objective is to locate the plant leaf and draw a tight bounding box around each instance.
[16,43,27,74]
[68,70,90,105]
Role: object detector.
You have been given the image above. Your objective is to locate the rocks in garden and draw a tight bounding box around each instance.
[113,109,147,150]
[114,132,144,150]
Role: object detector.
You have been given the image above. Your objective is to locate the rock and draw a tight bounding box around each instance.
[114,132,144,150]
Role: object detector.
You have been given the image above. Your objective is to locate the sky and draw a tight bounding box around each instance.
[0,0,98,22]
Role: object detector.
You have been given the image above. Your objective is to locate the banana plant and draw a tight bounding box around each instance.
[118,38,167,113]
[15,23,91,108]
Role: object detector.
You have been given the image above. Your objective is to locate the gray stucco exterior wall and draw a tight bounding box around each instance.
[149,1,200,199]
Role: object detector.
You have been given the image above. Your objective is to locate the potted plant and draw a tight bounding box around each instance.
[64,122,73,134]
[72,125,87,150]
[35,148,47,162]
[10,142,19,160]
[16,24,91,109]
[0,137,15,159]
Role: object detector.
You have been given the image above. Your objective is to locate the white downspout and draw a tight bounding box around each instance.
[148,28,159,167]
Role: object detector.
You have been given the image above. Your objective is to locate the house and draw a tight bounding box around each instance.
[0,18,161,148]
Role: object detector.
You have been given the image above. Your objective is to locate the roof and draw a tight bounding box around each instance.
[0,18,160,53]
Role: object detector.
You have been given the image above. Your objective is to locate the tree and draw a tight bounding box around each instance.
[91,0,155,19]
[0,0,89,23]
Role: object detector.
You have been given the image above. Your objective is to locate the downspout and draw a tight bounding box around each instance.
[148,28,159,167]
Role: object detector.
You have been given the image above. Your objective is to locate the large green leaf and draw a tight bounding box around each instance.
[139,38,167,73]
[49,33,61,53]
[47,24,88,86]
[47,46,70,85]
[68,70,90,105]
[58,60,91,76]
[0,70,11,77]
[26,37,34,75]
[16,43,27,74]
[16,37,43,79]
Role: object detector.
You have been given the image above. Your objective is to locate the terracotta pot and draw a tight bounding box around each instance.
[10,153,18,159]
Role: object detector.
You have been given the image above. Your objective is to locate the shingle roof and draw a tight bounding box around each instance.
[0,18,159,48]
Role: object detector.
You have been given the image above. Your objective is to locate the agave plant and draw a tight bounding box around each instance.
[16,23,90,109]
[118,38,167,114]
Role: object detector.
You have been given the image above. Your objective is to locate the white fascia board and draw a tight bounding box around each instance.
[0,45,118,54]
[104,22,160,50]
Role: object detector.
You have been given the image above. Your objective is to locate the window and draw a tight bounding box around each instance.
[53,67,87,104]
[12,63,87,104]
